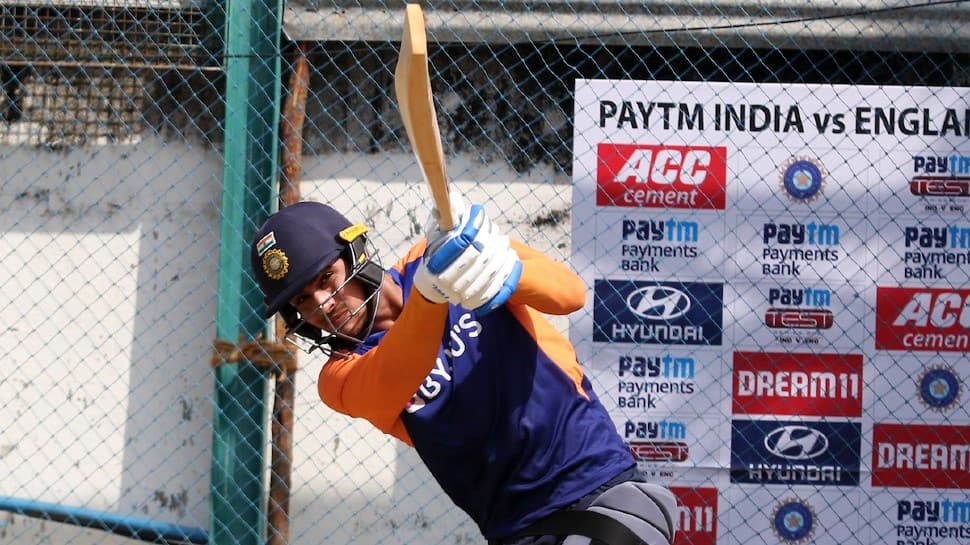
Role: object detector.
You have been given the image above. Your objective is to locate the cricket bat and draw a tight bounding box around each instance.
[394,3,455,230]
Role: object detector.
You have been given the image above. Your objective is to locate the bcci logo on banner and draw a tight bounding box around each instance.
[917,365,963,413]
[771,499,817,545]
[779,157,826,203]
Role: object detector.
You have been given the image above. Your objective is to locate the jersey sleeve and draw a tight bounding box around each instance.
[318,243,448,438]
[507,240,586,315]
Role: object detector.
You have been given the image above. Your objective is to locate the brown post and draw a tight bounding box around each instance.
[267,40,312,545]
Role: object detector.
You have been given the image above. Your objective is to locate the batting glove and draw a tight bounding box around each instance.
[413,202,522,313]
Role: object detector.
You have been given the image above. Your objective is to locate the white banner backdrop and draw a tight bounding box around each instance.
[570,78,970,545]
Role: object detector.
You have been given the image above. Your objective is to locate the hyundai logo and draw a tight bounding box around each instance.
[764,426,828,460]
[625,286,691,320]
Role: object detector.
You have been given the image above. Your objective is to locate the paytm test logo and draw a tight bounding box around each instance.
[594,280,723,345]
[596,144,727,209]
[765,287,835,330]
[910,154,970,197]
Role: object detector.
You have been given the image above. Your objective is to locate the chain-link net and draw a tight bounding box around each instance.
[1,1,968,545]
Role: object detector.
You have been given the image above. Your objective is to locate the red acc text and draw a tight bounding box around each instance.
[876,287,970,352]
[596,144,727,209]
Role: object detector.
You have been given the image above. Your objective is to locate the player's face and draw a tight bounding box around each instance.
[288,257,369,337]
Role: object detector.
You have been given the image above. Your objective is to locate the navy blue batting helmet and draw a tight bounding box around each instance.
[250,201,356,318]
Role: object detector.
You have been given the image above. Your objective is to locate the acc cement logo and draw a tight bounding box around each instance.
[764,426,829,460]
[779,157,826,203]
[917,365,962,412]
[626,286,691,320]
[771,499,816,545]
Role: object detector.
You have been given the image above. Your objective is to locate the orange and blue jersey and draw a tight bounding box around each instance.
[318,240,635,538]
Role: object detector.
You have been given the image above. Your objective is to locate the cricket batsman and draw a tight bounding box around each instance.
[250,196,677,545]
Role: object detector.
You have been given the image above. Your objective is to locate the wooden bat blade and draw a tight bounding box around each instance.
[394,3,455,230]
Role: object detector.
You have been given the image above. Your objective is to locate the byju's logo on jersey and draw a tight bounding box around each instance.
[875,287,970,352]
[779,157,826,203]
[731,419,861,486]
[596,144,727,209]
[910,154,970,197]
[594,280,723,345]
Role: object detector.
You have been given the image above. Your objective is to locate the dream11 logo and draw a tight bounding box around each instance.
[596,144,727,209]
[872,423,970,488]
[669,487,718,545]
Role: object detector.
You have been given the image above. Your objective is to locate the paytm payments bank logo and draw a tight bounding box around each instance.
[595,144,727,209]
[593,280,723,345]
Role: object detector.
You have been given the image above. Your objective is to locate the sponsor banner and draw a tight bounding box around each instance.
[584,346,729,416]
[731,419,862,486]
[869,490,970,545]
[592,280,723,346]
[868,353,970,423]
[725,282,872,352]
[592,209,731,281]
[873,217,970,287]
[732,351,864,418]
[612,414,727,480]
[872,423,970,489]
[721,487,865,545]
[729,147,877,218]
[875,287,970,352]
[670,486,719,545]
[730,213,872,285]
[874,148,970,218]
[595,143,728,210]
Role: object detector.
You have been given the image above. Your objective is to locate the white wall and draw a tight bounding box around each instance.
[0,137,574,545]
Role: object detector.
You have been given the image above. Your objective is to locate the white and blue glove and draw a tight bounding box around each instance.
[413,195,522,313]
